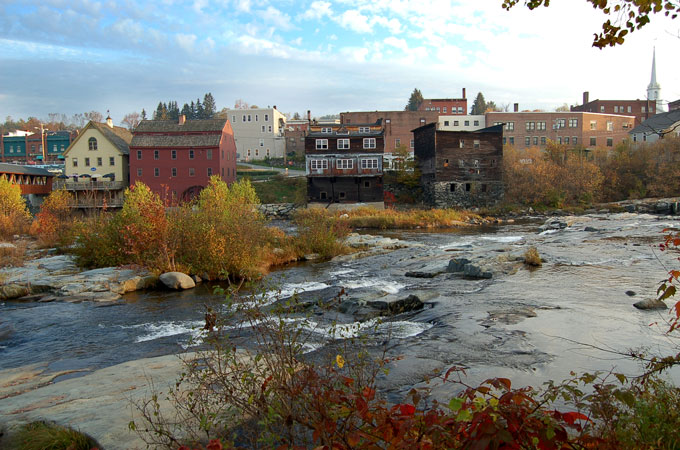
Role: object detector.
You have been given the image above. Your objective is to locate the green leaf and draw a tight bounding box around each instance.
[456,408,473,422]
[449,397,464,412]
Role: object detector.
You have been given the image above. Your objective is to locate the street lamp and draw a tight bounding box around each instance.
[33,123,46,163]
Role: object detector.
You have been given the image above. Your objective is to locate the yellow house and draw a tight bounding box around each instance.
[58,117,132,208]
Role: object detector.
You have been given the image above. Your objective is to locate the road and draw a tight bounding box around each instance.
[238,162,306,177]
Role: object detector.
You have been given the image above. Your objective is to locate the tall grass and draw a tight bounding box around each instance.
[11,420,99,450]
[299,207,480,230]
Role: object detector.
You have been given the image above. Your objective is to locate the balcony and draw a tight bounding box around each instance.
[54,180,126,191]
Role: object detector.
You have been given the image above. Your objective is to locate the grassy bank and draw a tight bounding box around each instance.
[251,174,306,204]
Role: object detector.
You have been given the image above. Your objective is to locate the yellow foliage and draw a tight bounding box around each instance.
[0,176,31,238]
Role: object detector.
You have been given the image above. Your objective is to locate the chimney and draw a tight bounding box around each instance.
[106,115,113,128]
[307,110,311,122]
[273,105,277,110]
[462,87,466,99]
[513,103,519,112]
[583,91,589,105]
[178,115,186,125]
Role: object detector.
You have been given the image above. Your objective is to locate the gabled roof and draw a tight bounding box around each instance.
[133,119,227,133]
[130,134,222,148]
[630,109,680,135]
[63,121,132,157]
[0,163,54,177]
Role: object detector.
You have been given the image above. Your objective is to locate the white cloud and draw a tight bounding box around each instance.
[300,1,332,20]
[175,33,197,52]
[257,6,295,31]
[337,10,372,33]
[384,36,407,51]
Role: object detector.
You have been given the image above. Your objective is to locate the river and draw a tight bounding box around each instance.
[2,212,680,398]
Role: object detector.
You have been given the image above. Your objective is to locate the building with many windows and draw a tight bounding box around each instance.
[130,115,237,201]
[486,109,634,150]
[229,107,286,161]
[417,88,468,115]
[629,109,680,145]
[305,120,385,208]
[2,130,73,164]
[438,115,486,131]
[413,123,504,208]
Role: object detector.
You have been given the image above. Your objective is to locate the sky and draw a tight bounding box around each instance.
[1,0,679,124]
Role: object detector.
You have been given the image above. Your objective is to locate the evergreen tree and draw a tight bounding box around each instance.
[293,112,301,120]
[203,93,216,119]
[190,101,196,119]
[141,109,147,120]
[168,101,179,121]
[154,102,164,120]
[471,92,487,115]
[181,103,192,119]
[404,88,424,111]
[195,98,204,119]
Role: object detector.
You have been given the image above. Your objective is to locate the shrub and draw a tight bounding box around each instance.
[31,189,76,248]
[11,420,99,450]
[70,213,127,269]
[0,176,31,238]
[523,246,542,267]
[0,240,27,268]
[292,208,350,258]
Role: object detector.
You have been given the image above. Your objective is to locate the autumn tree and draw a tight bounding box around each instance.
[0,176,32,238]
[83,111,103,123]
[121,112,141,130]
[404,88,424,111]
[234,99,250,110]
[502,0,680,47]
[471,92,487,115]
[555,103,570,112]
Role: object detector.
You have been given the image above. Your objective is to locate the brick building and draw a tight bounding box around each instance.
[2,130,73,164]
[130,116,237,201]
[486,109,634,150]
[418,89,468,115]
[413,123,504,208]
[570,91,658,127]
[305,120,384,208]
[284,119,309,158]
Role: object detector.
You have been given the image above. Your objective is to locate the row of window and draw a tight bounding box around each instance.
[502,136,614,147]
[4,143,67,154]
[72,157,115,167]
[315,138,377,150]
[246,148,270,157]
[137,167,222,177]
[309,158,380,170]
[424,106,465,114]
[443,119,480,127]
[136,149,215,160]
[233,114,270,123]
[603,105,653,114]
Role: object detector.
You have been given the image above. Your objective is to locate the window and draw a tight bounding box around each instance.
[556,118,566,128]
[97,157,102,166]
[232,115,236,123]
[255,115,258,121]
[410,139,414,148]
[363,138,376,149]
[627,106,632,113]
[85,157,90,166]
[88,137,97,151]
[255,149,259,156]
[465,183,471,192]
[590,121,597,130]
[154,150,159,160]
[450,183,456,192]
[509,137,514,145]
[31,144,36,152]
[338,192,346,199]
[473,140,480,149]
[361,158,379,169]
[606,138,613,147]
[137,168,142,176]
[464,120,470,126]
[310,159,328,170]
[321,127,332,133]
[385,119,390,123]
[444,158,449,167]
[72,158,78,167]
[189,167,195,176]
[247,114,251,122]
[459,139,464,148]
[444,121,450,126]
[564,137,570,144]
[154,167,159,177]
[454,121,459,126]
[614,106,619,113]
[606,121,613,131]
[590,137,596,146]
[642,106,646,113]
[533,137,538,146]
[557,137,562,145]
[573,137,577,145]
[474,120,479,126]
[109,157,115,166]
[171,167,177,177]
[436,107,440,112]
[189,149,195,159]
[171,150,177,159]
[359,127,370,133]
[503,137,507,145]
[316,139,328,150]
[526,122,535,131]
[525,136,531,146]
[541,136,547,145]
[137,150,142,160]
[242,115,246,122]
[247,149,251,157]
[395,138,401,147]
[506,122,514,131]
[537,121,546,131]
[457,107,463,113]
[264,114,269,121]
[443,107,447,113]
[268,125,272,132]
[259,139,264,147]
[337,139,350,150]
[52,144,57,152]
[363,181,371,188]
[336,159,353,169]
[568,118,578,128]
[261,125,265,132]
[320,192,327,200]
[600,106,605,112]
[207,149,212,160]
[207,167,213,176]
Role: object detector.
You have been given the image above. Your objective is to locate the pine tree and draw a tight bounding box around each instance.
[405,88,424,111]
[203,93,216,119]
[195,98,204,119]
[168,101,179,121]
[154,102,164,120]
[471,92,487,115]
[181,103,192,119]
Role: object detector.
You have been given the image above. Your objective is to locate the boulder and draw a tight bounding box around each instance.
[623,204,636,213]
[584,226,599,232]
[111,275,158,294]
[446,258,492,279]
[446,258,471,273]
[191,274,202,284]
[368,294,424,315]
[0,284,30,301]
[625,290,636,297]
[159,272,196,290]
[404,271,440,278]
[633,298,667,310]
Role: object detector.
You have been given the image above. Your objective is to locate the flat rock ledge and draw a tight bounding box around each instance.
[0,254,158,302]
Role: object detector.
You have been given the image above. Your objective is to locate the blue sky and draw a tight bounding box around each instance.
[1,0,678,123]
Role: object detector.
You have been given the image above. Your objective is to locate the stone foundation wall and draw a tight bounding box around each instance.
[423,181,504,208]
[257,203,301,219]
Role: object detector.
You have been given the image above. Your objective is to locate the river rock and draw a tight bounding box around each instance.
[191,274,202,284]
[539,219,568,232]
[633,298,667,310]
[404,271,440,278]
[367,294,424,315]
[446,258,492,279]
[584,226,599,232]
[303,253,321,261]
[446,258,471,273]
[160,272,196,290]
[0,284,30,301]
[111,275,158,294]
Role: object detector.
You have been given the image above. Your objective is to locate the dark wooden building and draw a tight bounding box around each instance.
[305,120,385,208]
[413,123,504,208]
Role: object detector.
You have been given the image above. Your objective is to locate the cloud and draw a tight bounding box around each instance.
[384,36,408,51]
[257,6,295,31]
[175,33,197,52]
[300,1,332,20]
[337,10,372,33]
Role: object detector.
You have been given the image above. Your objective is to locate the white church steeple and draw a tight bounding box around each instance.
[647,47,663,113]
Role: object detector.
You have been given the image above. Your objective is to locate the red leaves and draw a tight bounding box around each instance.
[398,403,416,416]
[561,411,591,425]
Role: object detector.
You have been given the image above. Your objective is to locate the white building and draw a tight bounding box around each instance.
[437,115,486,131]
[229,107,286,161]
[630,109,680,144]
